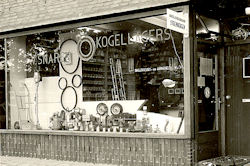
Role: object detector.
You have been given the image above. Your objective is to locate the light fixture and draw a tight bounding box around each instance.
[245,7,250,15]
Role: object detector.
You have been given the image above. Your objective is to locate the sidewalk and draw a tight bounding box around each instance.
[0,156,113,166]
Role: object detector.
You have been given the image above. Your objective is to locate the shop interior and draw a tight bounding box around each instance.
[5,14,187,134]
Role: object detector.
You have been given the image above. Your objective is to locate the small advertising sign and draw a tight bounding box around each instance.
[166,9,189,35]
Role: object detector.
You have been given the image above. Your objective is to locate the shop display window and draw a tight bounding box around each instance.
[6,12,188,135]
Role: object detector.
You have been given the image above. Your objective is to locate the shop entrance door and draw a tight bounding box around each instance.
[225,43,250,156]
[196,43,220,161]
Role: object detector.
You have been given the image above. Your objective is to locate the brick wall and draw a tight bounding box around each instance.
[0,0,188,33]
[0,131,195,165]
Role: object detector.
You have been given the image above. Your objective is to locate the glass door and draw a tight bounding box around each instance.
[196,43,220,161]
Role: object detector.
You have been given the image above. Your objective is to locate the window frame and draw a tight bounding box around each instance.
[4,5,193,139]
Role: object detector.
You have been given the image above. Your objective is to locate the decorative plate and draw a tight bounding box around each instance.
[110,103,123,115]
[96,103,108,116]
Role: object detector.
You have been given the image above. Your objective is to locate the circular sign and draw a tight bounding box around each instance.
[96,103,108,116]
[58,77,67,90]
[59,39,80,74]
[60,86,77,111]
[110,103,123,115]
[204,87,211,99]
[72,74,82,88]
[78,36,96,61]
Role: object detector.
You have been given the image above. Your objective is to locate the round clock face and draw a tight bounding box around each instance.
[110,103,123,115]
[204,87,211,99]
[96,103,108,116]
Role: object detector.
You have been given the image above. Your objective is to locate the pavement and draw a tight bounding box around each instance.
[0,156,113,166]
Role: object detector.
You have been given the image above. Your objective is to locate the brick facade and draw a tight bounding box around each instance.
[0,131,195,165]
[0,0,188,33]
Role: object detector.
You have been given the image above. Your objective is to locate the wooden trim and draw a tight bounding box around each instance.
[197,131,219,161]
[183,5,193,139]
[219,47,225,156]
[4,39,8,129]
[192,10,198,139]
[197,39,221,45]
[225,39,250,46]
[192,8,199,164]
[215,54,219,130]
[198,130,219,134]
[0,129,190,139]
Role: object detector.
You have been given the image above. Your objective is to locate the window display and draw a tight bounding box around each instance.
[6,13,187,134]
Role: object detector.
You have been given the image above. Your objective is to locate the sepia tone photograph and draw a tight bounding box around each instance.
[0,0,249,165]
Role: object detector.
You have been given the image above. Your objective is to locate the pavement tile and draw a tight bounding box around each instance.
[0,156,114,166]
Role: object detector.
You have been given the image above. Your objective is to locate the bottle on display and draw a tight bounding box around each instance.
[85,121,89,131]
[89,121,94,131]
[96,125,100,132]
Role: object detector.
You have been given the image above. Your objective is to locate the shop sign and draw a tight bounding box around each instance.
[166,9,188,35]
[78,28,171,61]
[94,28,171,49]
[135,65,182,73]
[37,52,72,65]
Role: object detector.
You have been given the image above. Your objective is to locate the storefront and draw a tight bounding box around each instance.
[0,0,249,165]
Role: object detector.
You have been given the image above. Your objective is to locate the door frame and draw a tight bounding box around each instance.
[195,40,224,161]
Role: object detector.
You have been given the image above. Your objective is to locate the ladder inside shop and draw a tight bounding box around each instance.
[110,58,126,100]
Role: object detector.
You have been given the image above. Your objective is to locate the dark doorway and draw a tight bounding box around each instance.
[225,43,250,156]
[196,43,220,161]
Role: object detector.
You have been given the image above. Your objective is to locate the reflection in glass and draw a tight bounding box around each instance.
[6,14,186,134]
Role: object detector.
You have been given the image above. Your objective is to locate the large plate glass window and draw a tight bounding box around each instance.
[5,9,188,135]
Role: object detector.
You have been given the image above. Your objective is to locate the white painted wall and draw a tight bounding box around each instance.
[24,77,61,129]
[24,77,146,129]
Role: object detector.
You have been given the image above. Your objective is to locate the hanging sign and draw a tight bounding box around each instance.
[166,9,189,35]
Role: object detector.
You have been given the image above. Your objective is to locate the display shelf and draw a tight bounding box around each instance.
[83,87,103,91]
[82,80,104,85]
[82,74,105,79]
[82,49,112,101]
[82,68,104,72]
[82,47,130,101]
[82,61,105,65]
